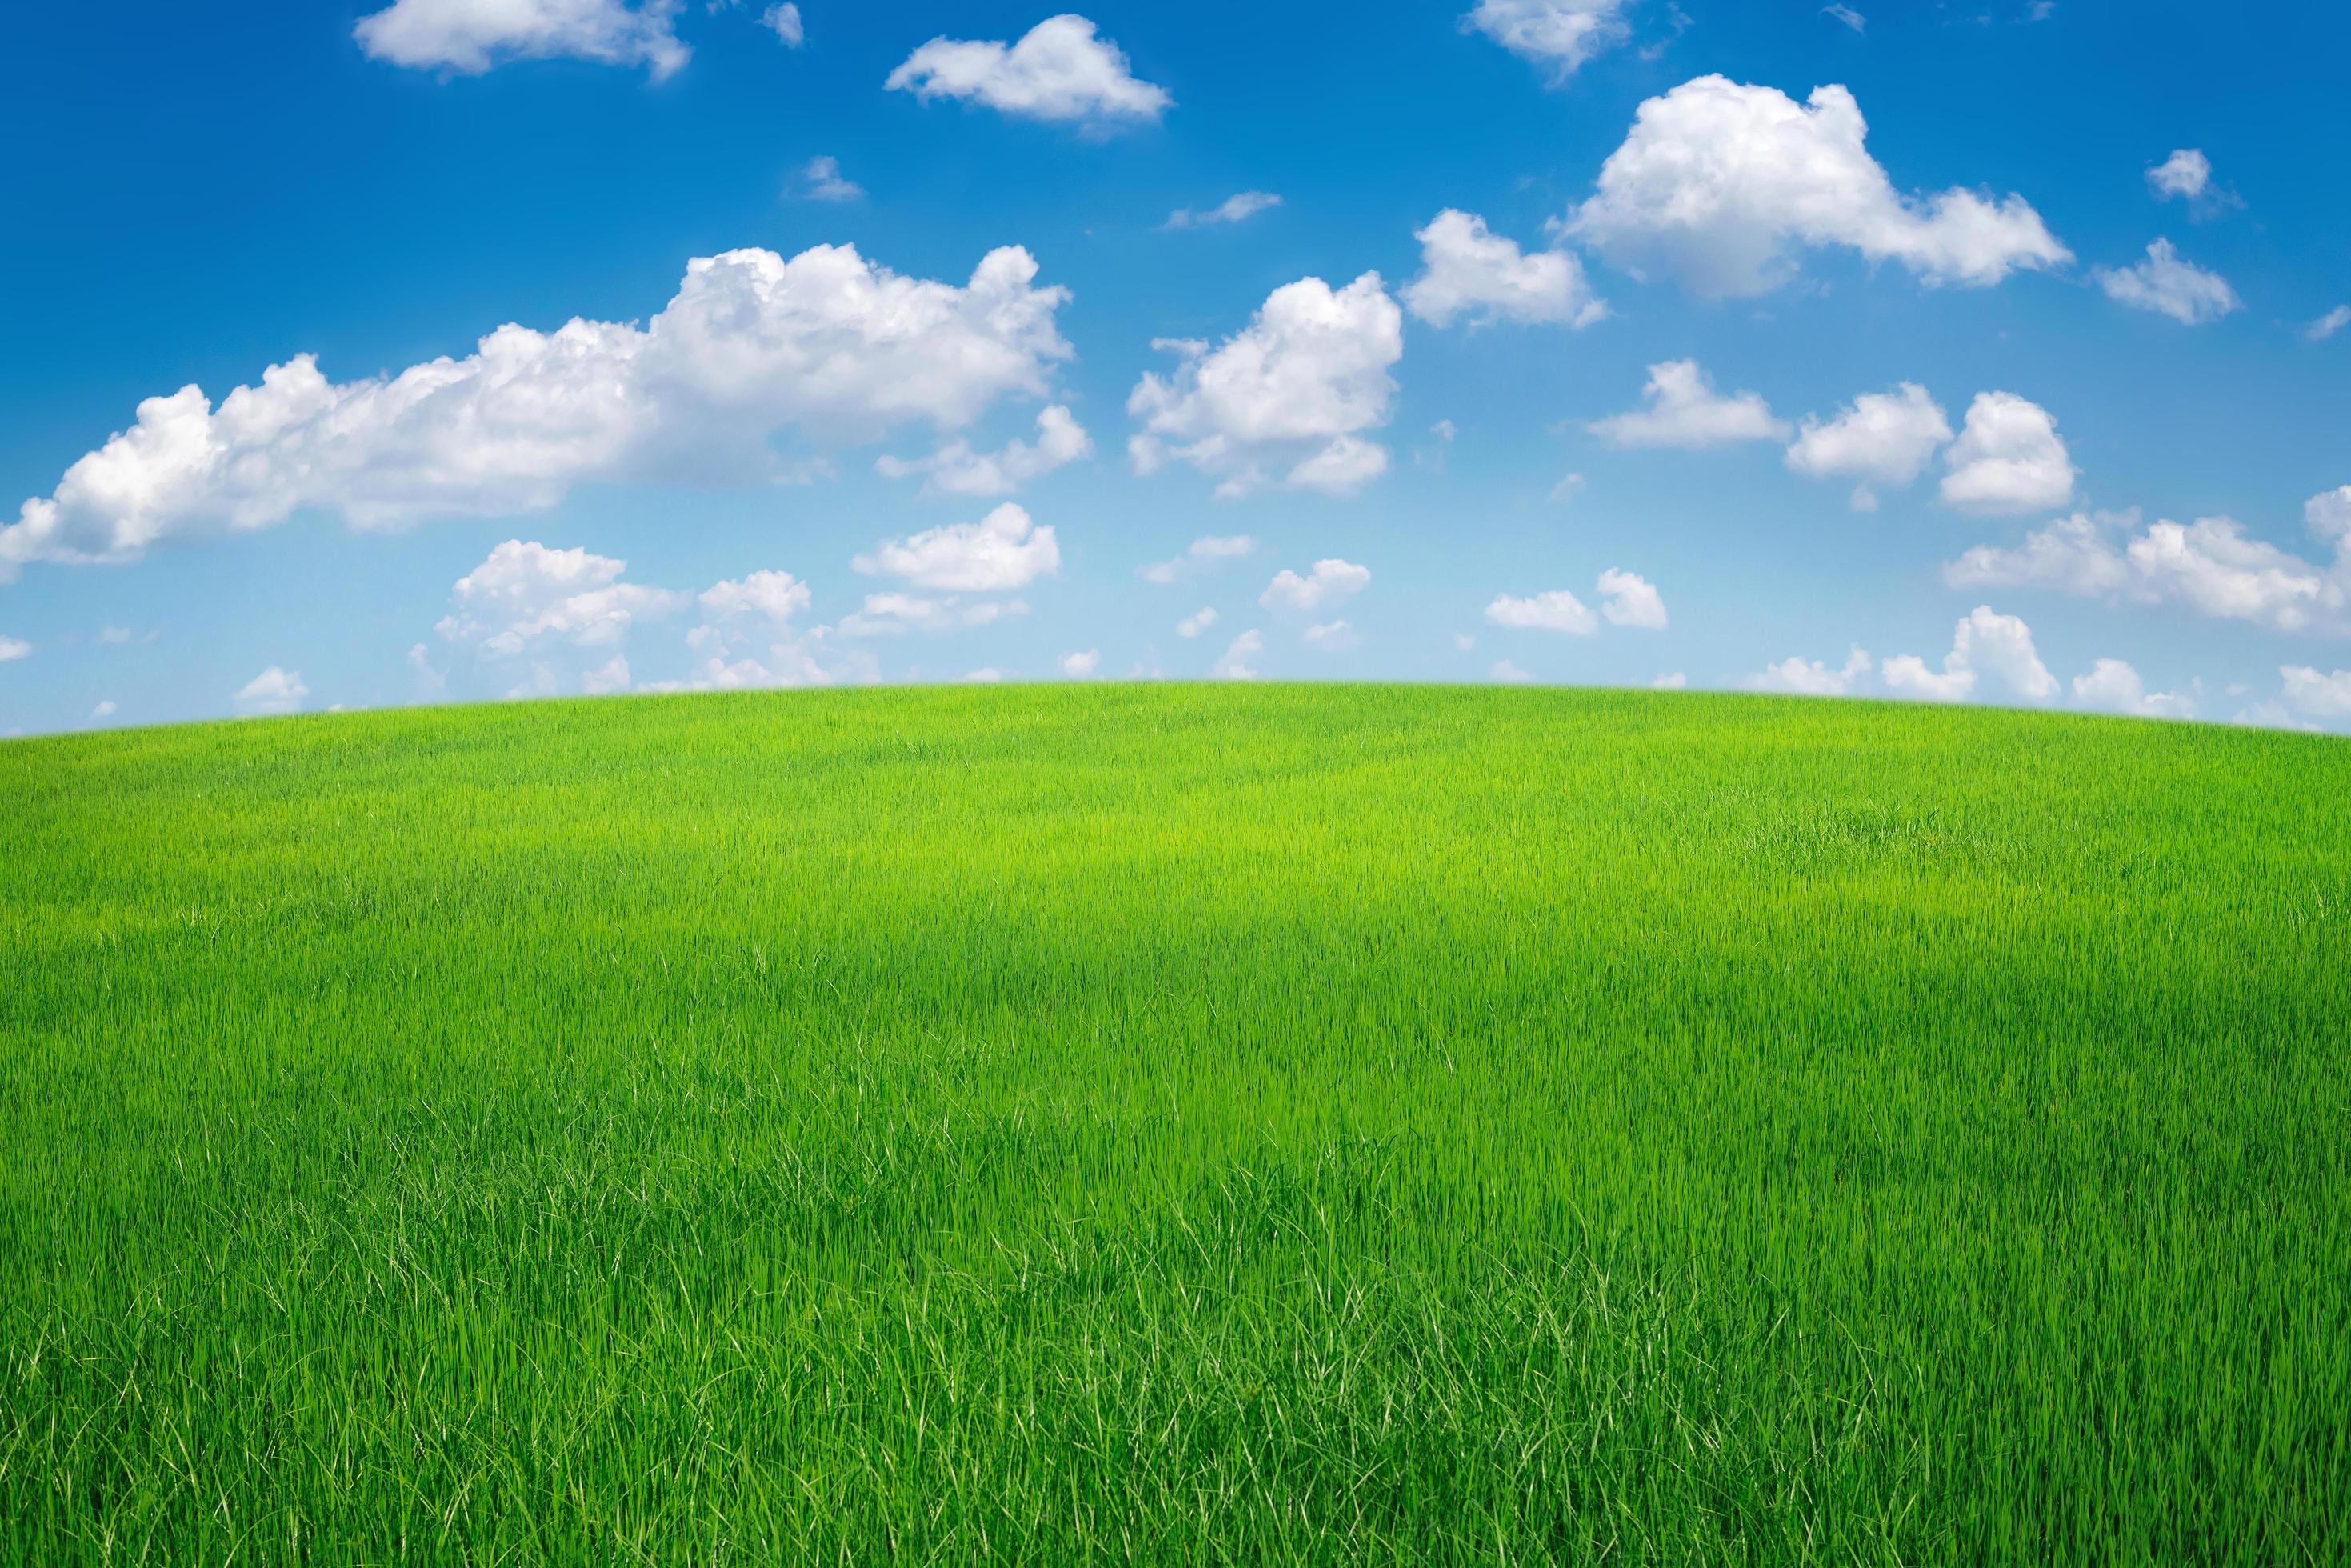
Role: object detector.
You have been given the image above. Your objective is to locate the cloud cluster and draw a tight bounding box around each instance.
[1486,569,1668,636]
[1945,491,2351,634]
[1569,77,2069,298]
[1129,274,1403,498]
[1404,210,1607,329]
[355,0,690,78]
[2,245,1073,582]
[886,15,1170,128]
[853,503,1061,593]
[1784,382,1952,511]
[1881,606,2057,704]
[1261,558,1371,614]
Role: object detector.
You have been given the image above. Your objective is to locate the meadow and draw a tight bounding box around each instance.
[1,684,2345,1565]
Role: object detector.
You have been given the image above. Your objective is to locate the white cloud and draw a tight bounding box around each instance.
[1261,558,1371,614]
[1549,472,1587,504]
[1129,274,1403,498]
[1938,391,2076,515]
[1748,646,1871,696]
[1568,76,2069,298]
[1302,619,1359,650]
[853,502,1061,591]
[2305,306,2351,343]
[1461,0,1633,83]
[836,594,1026,638]
[436,541,687,662]
[2280,666,2351,720]
[1785,382,1952,510]
[1653,671,1687,689]
[1823,5,1865,31]
[2,244,1071,581]
[2094,239,2241,326]
[355,0,690,78]
[0,634,33,663]
[1597,567,1667,629]
[1946,504,2349,635]
[886,15,1170,128]
[876,406,1090,497]
[2146,149,2212,202]
[698,569,810,627]
[234,665,310,716]
[1403,210,1607,328]
[1212,630,1264,680]
[1164,192,1281,230]
[1486,589,1597,634]
[1490,658,1536,683]
[1177,606,1219,638]
[1060,649,1101,678]
[2073,658,2197,720]
[788,156,862,202]
[1882,606,2056,705]
[2308,487,2351,551]
[962,668,1006,684]
[1589,359,1788,449]
[90,699,118,721]
[761,2,802,46]
[1140,534,1256,584]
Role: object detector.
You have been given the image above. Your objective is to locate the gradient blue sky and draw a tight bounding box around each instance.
[3,0,2348,735]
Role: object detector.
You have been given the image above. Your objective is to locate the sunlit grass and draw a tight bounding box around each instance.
[2,684,2345,1563]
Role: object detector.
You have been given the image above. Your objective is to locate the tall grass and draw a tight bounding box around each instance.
[1,685,2344,1564]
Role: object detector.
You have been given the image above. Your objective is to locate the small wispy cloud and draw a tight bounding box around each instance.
[787,155,862,202]
[1162,191,1282,231]
[1823,4,1865,32]
[2305,305,2351,343]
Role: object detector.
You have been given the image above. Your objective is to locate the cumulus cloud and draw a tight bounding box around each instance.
[355,0,690,78]
[876,406,1090,497]
[853,503,1061,592]
[1597,567,1667,629]
[1490,658,1536,683]
[886,15,1170,128]
[234,665,310,716]
[2,244,1072,582]
[1945,499,2350,635]
[698,569,811,628]
[1486,589,1597,634]
[1261,558,1371,614]
[1653,671,1688,689]
[1461,0,1633,83]
[2073,658,2197,719]
[1882,605,2056,705]
[1589,359,1788,449]
[1140,534,1256,583]
[0,635,30,662]
[2094,239,2241,326]
[1785,382,1952,510]
[2146,149,2213,202]
[436,541,688,661]
[1060,649,1101,678]
[1302,620,1360,650]
[1938,391,2076,515]
[1129,274,1403,498]
[1403,210,1607,328]
[1212,629,1264,680]
[2305,306,2351,343]
[89,699,118,721]
[1164,192,1281,230]
[787,156,862,202]
[1747,646,1871,696]
[1176,606,1219,638]
[1568,77,2069,298]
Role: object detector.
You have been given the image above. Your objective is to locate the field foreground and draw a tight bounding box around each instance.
[2,685,2345,1564]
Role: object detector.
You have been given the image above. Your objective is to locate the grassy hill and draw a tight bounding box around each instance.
[2,685,2345,1565]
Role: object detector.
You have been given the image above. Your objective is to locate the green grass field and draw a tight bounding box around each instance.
[2,685,2345,1564]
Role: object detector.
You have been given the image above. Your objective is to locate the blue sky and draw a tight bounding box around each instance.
[3,0,2348,734]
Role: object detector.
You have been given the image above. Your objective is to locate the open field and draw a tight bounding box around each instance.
[2,685,2345,1564]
